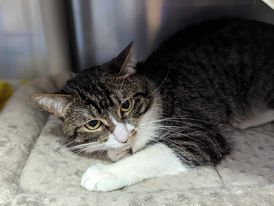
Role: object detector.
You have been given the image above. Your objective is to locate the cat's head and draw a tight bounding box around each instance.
[32,43,161,161]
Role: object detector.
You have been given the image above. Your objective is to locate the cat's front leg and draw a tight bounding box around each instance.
[81,143,188,191]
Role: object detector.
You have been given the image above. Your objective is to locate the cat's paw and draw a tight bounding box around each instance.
[80,164,124,192]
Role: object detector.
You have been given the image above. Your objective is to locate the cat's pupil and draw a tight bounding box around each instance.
[122,100,130,109]
[88,120,98,127]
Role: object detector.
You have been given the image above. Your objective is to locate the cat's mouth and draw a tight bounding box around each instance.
[62,129,138,159]
[106,132,137,161]
[113,130,137,149]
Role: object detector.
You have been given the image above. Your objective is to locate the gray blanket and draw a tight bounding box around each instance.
[0,74,273,206]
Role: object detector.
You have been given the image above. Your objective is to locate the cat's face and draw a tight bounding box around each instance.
[32,43,160,160]
[61,68,153,151]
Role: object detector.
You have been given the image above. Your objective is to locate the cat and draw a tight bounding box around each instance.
[32,18,274,191]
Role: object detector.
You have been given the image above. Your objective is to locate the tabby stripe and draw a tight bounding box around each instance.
[98,83,114,106]
[71,125,81,139]
[74,87,87,101]
[85,99,102,114]
[99,100,108,110]
[133,92,148,98]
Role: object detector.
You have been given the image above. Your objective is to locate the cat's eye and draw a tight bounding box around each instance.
[120,99,133,113]
[85,120,101,130]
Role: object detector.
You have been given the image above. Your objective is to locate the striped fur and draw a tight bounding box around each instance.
[33,18,274,168]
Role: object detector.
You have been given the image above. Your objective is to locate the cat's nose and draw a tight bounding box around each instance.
[115,134,129,143]
[117,129,136,143]
[112,121,135,144]
[113,126,129,143]
[120,137,129,143]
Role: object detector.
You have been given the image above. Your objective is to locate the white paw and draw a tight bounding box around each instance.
[80,164,124,192]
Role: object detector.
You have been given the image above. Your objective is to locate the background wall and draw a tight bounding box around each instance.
[0,0,70,79]
[70,0,274,70]
[0,0,273,79]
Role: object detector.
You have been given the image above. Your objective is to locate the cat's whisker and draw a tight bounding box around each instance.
[92,144,111,159]
[140,119,196,126]
[97,148,107,159]
[68,142,101,150]
[74,142,127,155]
[150,69,170,95]
[148,125,188,130]
[70,144,104,154]
[140,121,217,134]
[139,117,216,126]
[138,125,192,134]
[74,144,105,155]
[137,125,207,147]
[55,140,76,151]
[93,150,103,159]
[136,125,187,134]
[161,130,207,146]
[56,140,75,150]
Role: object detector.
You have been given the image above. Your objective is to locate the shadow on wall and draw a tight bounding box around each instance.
[71,0,274,70]
[0,0,274,78]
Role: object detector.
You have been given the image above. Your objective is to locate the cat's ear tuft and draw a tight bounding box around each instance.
[111,42,136,77]
[31,94,72,117]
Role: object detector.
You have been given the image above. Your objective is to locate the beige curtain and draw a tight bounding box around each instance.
[0,0,70,80]
[71,0,274,70]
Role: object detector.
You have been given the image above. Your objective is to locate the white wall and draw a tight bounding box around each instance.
[71,0,274,70]
[0,0,70,79]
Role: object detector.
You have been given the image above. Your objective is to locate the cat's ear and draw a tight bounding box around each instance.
[111,42,136,77]
[31,94,72,117]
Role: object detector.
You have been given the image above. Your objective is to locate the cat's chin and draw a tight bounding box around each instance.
[107,148,131,162]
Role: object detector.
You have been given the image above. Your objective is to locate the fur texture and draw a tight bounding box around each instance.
[32,18,274,191]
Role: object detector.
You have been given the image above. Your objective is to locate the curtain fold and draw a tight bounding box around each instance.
[69,0,274,70]
[0,0,70,79]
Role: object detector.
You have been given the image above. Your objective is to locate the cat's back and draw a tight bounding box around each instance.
[138,18,274,78]
[138,18,274,121]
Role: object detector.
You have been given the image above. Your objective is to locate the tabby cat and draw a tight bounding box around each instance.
[32,18,274,191]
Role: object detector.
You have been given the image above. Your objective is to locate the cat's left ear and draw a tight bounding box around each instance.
[31,93,72,117]
[111,42,136,77]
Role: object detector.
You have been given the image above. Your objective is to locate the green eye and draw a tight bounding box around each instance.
[85,120,101,130]
[121,99,133,113]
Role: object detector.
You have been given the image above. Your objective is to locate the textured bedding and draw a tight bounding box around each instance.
[0,73,273,206]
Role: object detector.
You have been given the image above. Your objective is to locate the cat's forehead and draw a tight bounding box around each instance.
[72,104,119,121]
[66,70,138,97]
[65,80,125,115]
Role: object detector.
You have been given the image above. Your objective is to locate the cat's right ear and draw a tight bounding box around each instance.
[110,42,136,77]
[31,94,72,117]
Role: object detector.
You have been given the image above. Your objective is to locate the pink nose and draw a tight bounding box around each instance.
[116,136,128,143]
[113,126,129,143]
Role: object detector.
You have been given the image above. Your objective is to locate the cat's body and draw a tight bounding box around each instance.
[137,18,274,166]
[32,18,274,191]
